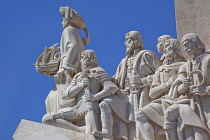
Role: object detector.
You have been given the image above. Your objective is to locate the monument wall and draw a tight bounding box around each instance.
[175,0,210,50]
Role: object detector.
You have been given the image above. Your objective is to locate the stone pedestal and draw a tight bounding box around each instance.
[13,119,95,140]
[175,0,210,50]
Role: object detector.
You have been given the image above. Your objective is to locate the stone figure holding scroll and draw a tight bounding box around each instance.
[164,33,210,140]
[135,39,185,140]
[113,31,162,139]
[42,50,119,135]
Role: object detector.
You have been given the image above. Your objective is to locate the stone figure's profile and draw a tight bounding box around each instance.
[112,31,162,139]
[55,6,90,83]
[164,33,210,140]
[42,50,121,138]
[136,38,185,140]
[156,35,172,62]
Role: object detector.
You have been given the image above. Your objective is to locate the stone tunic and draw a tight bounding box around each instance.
[140,62,185,128]
[176,52,210,132]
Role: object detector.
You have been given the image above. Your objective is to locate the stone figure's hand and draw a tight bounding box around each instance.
[121,88,130,95]
[55,68,65,83]
[165,77,176,88]
[182,78,191,88]
[130,75,142,86]
[84,92,97,102]
[79,78,89,88]
[190,86,208,96]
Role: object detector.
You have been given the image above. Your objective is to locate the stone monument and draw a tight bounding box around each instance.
[13,3,210,140]
[174,0,210,50]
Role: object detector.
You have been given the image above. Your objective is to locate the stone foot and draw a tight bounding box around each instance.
[92,131,113,140]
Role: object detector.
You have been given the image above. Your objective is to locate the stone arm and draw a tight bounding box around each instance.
[177,65,189,95]
[62,73,83,100]
[62,28,80,71]
[133,52,162,87]
[149,69,170,99]
[94,68,119,101]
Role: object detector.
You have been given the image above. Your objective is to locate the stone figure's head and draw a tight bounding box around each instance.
[80,50,98,69]
[156,35,172,53]
[60,6,86,30]
[164,39,182,64]
[125,31,144,55]
[181,33,205,56]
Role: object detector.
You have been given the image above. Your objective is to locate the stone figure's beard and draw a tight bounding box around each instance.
[81,64,86,69]
[126,42,136,55]
[81,63,88,69]
[164,55,174,65]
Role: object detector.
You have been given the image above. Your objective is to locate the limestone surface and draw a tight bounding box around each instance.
[175,0,210,52]
[13,119,95,140]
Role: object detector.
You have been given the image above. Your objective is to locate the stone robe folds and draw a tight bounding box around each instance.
[59,26,84,74]
[64,66,129,138]
[140,62,185,128]
[63,67,118,118]
[45,26,84,113]
[176,52,210,133]
[113,50,162,112]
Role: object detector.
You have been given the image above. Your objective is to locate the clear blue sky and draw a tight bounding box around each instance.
[0,0,177,139]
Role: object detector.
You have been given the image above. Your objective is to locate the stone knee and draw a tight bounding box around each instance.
[99,101,111,113]
[164,105,179,122]
[136,110,148,122]
[164,105,179,130]
[42,113,54,124]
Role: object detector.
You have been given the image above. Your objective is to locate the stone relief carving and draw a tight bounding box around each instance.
[34,6,210,140]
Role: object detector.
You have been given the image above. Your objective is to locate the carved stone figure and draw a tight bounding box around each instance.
[42,50,124,138]
[42,7,90,113]
[156,35,172,62]
[164,33,210,140]
[112,31,162,139]
[55,6,90,83]
[136,38,185,140]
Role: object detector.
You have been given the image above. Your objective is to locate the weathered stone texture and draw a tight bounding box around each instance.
[175,0,210,50]
[13,119,95,140]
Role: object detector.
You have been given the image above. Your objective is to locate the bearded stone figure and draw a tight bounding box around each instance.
[112,31,162,139]
[136,38,185,140]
